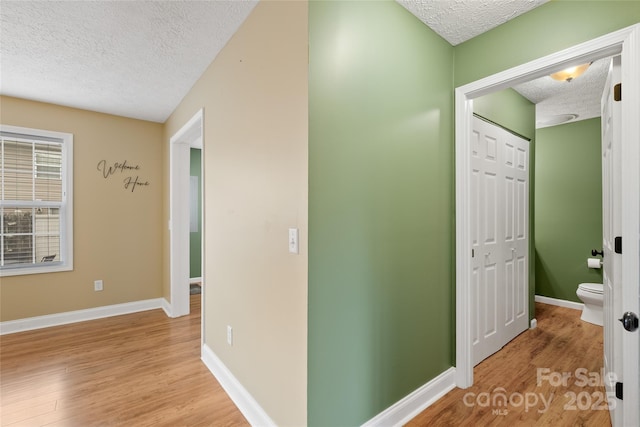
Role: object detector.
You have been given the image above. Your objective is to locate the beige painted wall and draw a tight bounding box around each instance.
[163,1,308,425]
[1,96,164,321]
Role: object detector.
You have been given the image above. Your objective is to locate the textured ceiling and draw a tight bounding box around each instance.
[513,58,610,128]
[396,0,548,46]
[396,0,607,128]
[0,0,258,123]
[1,0,602,128]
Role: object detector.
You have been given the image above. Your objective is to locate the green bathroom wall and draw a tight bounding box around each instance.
[190,148,202,279]
[535,119,603,302]
[308,1,454,425]
[474,89,537,317]
[454,1,640,87]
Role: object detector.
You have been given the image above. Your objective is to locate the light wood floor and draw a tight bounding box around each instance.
[2,300,612,426]
[0,295,249,426]
[406,303,612,426]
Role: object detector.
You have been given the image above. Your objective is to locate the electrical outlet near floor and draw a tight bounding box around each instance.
[94,280,103,291]
[227,325,233,346]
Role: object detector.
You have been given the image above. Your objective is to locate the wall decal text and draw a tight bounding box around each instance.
[97,159,150,192]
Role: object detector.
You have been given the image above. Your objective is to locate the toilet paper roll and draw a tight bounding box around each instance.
[587,258,602,269]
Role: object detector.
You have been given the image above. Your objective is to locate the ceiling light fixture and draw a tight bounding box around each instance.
[537,114,579,128]
[550,63,591,82]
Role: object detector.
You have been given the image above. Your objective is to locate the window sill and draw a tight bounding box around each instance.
[0,262,73,277]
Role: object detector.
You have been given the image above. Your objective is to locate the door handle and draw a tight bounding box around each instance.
[619,312,639,332]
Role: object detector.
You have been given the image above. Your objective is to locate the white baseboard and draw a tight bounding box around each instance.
[190,277,202,284]
[530,318,538,329]
[161,298,173,317]
[361,367,456,427]
[535,295,583,311]
[201,344,276,427]
[0,298,167,335]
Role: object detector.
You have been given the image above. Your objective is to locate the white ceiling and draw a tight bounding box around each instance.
[0,0,598,127]
[0,0,258,123]
[513,58,610,128]
[396,0,548,46]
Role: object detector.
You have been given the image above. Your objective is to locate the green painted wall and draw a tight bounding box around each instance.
[454,1,640,87]
[190,148,202,279]
[474,89,537,317]
[535,119,603,302]
[308,1,454,425]
[474,89,535,141]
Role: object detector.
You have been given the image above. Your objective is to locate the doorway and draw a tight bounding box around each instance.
[169,109,204,319]
[454,25,640,426]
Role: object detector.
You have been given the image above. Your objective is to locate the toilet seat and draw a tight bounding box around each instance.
[578,283,603,295]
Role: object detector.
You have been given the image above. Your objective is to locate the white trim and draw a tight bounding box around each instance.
[201,344,277,427]
[455,24,640,390]
[530,318,537,329]
[535,295,584,311]
[190,276,202,284]
[361,367,456,427]
[169,109,203,318]
[0,298,166,335]
[161,297,173,318]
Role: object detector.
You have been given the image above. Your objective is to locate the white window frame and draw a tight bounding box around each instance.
[0,124,73,276]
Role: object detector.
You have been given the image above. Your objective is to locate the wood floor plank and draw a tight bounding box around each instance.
[406,303,612,426]
[1,295,249,427]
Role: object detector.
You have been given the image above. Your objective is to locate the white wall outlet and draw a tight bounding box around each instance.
[227,325,233,346]
[288,228,299,254]
[94,280,103,291]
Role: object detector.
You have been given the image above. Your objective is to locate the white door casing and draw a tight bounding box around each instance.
[471,117,529,366]
[602,56,623,426]
[455,28,640,427]
[615,27,640,423]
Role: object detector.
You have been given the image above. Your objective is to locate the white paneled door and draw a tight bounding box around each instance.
[471,116,529,366]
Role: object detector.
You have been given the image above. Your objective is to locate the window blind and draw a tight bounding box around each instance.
[1,136,64,267]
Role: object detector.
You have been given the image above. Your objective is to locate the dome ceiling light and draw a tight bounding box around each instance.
[550,63,592,82]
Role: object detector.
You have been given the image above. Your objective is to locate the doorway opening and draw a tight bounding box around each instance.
[169,109,204,319]
[454,24,639,425]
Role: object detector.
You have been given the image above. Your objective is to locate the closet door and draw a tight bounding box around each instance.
[501,128,529,344]
[472,116,529,366]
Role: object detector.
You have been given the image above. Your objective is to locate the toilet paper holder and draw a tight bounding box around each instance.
[591,249,604,257]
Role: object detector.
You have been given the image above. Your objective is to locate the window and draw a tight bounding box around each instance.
[1,125,73,276]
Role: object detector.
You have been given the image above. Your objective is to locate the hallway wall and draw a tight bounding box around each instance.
[163,2,308,425]
[454,1,640,87]
[308,2,454,425]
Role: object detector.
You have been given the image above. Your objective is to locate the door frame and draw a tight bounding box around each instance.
[455,24,640,399]
[169,109,204,318]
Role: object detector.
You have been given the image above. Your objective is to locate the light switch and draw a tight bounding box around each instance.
[288,228,299,254]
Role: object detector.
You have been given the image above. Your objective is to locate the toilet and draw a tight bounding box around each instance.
[576,283,604,326]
